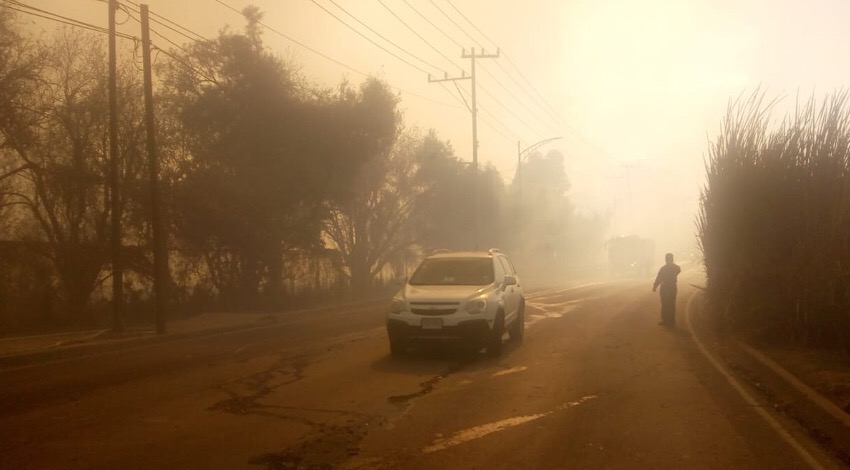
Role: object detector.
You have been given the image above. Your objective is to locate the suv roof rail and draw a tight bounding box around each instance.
[488,248,502,255]
[430,248,452,255]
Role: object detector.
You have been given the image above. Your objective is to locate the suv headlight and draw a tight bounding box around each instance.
[466,297,487,315]
[389,297,406,314]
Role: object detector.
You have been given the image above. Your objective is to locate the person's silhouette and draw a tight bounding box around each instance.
[652,253,681,327]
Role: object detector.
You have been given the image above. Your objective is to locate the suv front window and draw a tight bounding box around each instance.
[409,258,494,286]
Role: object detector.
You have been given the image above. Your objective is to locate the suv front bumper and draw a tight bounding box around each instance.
[386,318,492,343]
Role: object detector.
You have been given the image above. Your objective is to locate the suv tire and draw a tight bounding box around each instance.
[486,313,505,357]
[508,300,525,342]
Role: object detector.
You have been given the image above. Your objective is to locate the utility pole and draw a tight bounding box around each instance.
[108,0,124,333]
[462,48,499,171]
[428,47,499,249]
[141,4,168,334]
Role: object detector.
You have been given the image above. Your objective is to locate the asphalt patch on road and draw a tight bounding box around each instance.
[249,422,369,470]
[387,360,470,405]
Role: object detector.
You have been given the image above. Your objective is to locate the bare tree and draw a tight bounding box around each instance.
[0,9,43,227]
[0,27,146,324]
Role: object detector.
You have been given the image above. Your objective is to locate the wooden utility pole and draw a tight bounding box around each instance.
[141,4,168,334]
[108,0,124,333]
[428,47,499,249]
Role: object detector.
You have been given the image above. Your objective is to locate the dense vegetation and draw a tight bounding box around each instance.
[0,10,604,333]
[698,91,850,352]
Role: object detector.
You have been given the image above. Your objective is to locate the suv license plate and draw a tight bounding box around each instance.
[421,318,443,330]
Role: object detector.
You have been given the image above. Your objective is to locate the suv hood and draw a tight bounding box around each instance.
[403,284,491,303]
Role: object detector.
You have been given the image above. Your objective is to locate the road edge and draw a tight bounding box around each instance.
[686,289,850,467]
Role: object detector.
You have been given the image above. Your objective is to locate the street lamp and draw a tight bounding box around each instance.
[516,137,562,197]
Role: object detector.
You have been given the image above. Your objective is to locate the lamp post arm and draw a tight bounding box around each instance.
[516,136,561,199]
[519,136,563,163]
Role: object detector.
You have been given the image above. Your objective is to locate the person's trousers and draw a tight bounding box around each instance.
[660,286,677,324]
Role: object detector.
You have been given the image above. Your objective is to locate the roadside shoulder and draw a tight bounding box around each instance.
[688,291,850,465]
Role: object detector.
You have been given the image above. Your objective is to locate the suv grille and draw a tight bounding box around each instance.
[410,302,460,316]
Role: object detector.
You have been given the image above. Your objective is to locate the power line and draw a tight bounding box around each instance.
[425,0,564,138]
[6,0,461,117]
[489,57,561,126]
[445,81,468,111]
[121,0,208,42]
[150,46,217,84]
[439,0,575,132]
[120,5,193,58]
[460,87,521,140]
[448,74,539,144]
[149,26,196,63]
[477,110,516,144]
[324,0,444,75]
[427,0,486,51]
[443,0,567,129]
[14,0,458,111]
[95,2,218,85]
[477,63,561,136]
[470,78,546,140]
[441,0,572,130]
[403,0,463,51]
[501,53,573,130]
[438,68,530,144]
[212,0,459,109]
[108,2,219,84]
[438,81,516,159]
[118,1,205,45]
[439,0,599,151]
[10,0,213,84]
[430,47,537,159]
[444,0,497,50]
[309,0,432,76]
[378,0,463,75]
[214,0,368,78]
[7,1,138,41]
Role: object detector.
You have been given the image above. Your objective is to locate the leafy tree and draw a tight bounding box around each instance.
[408,131,471,251]
[162,13,401,305]
[506,149,609,281]
[322,117,422,294]
[163,27,309,305]
[516,149,571,250]
[476,164,507,250]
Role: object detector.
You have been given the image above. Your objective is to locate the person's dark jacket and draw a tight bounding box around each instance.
[653,263,681,291]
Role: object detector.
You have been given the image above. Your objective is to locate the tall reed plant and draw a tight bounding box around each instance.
[698,90,850,351]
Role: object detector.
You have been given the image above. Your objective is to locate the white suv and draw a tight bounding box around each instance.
[386,249,525,356]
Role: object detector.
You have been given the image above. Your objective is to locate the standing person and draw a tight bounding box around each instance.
[653,253,681,327]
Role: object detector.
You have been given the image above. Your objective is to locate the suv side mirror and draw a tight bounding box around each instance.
[502,275,517,289]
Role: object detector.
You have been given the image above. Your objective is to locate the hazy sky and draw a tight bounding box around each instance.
[15,0,850,254]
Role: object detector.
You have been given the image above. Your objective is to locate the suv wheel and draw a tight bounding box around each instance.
[486,313,505,357]
[508,300,525,342]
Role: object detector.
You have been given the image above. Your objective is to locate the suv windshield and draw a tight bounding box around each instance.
[409,258,494,286]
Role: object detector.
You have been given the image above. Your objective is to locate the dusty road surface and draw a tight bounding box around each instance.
[0,277,843,469]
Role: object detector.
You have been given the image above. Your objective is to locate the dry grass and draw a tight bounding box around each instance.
[698,90,850,351]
